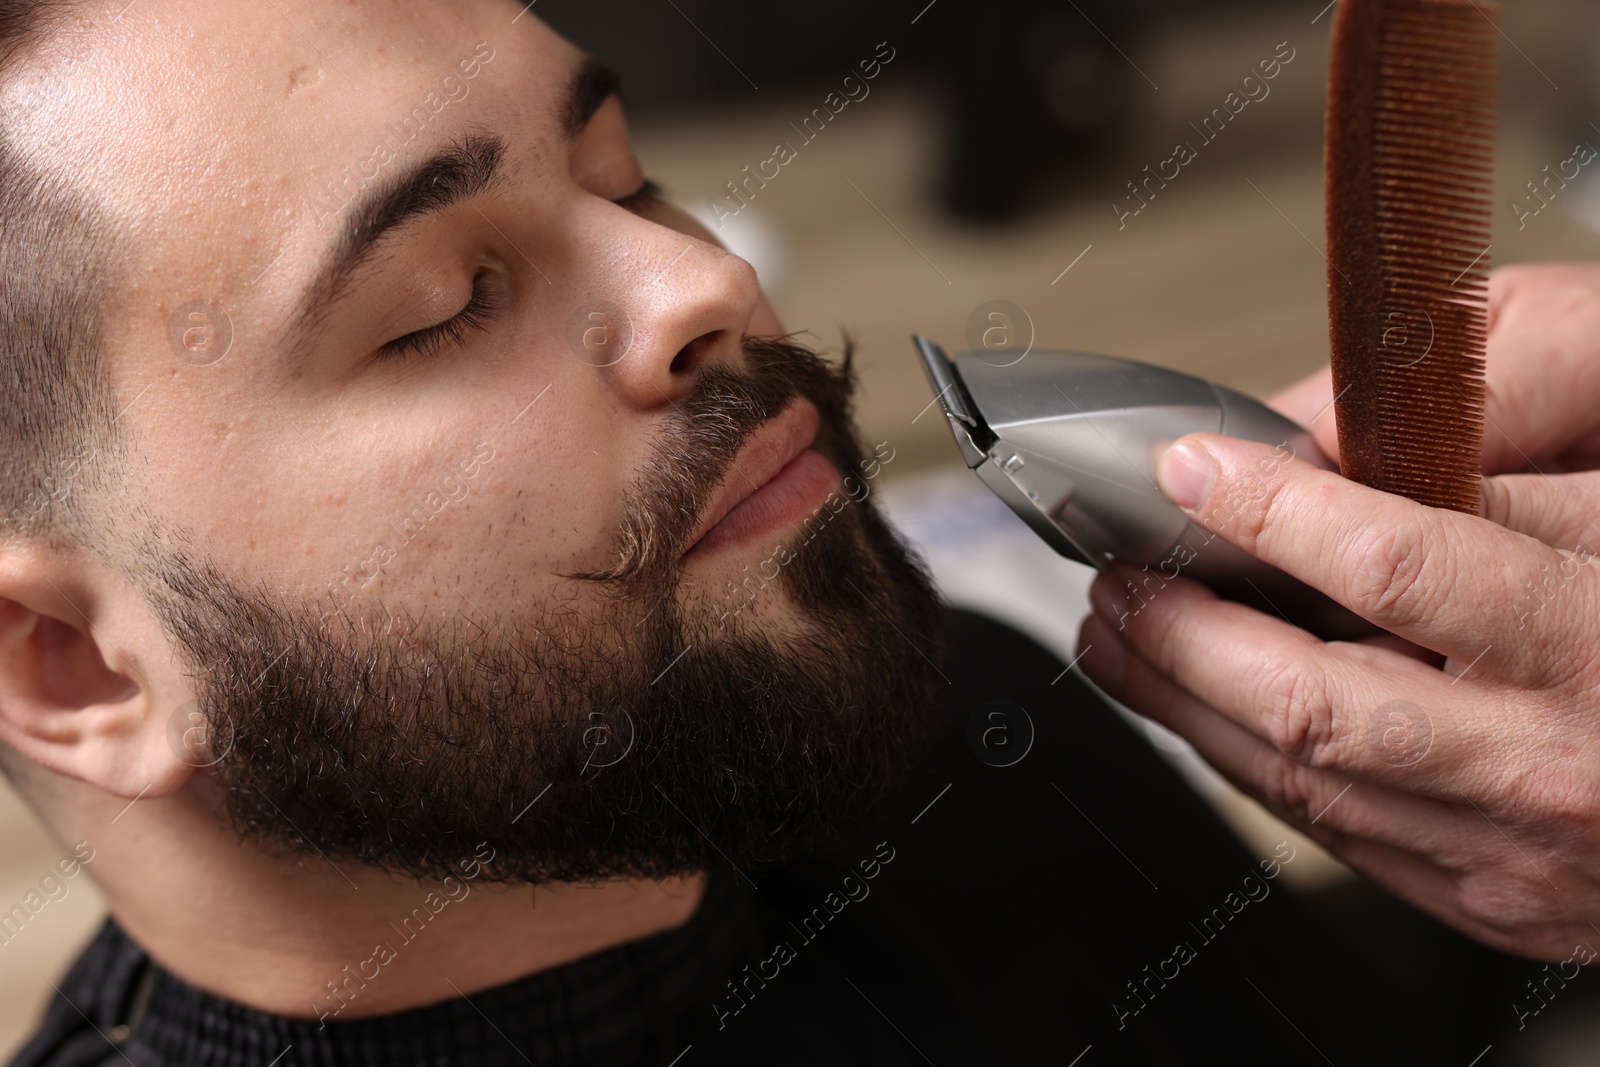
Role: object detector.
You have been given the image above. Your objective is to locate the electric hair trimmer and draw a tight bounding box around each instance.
[912,337,1372,641]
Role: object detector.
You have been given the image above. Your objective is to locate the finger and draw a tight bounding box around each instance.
[1086,569,1501,798]
[1312,829,1578,961]
[1081,617,1584,960]
[1472,472,1600,655]
[1479,264,1600,474]
[1079,614,1481,858]
[1154,433,1578,676]
[1357,631,1446,669]
[1257,268,1600,478]
[1263,364,1340,464]
[1480,470,1600,553]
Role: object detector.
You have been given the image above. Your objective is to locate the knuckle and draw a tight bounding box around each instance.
[1510,767,1600,841]
[1255,753,1321,824]
[1252,658,1335,765]
[1454,800,1578,932]
[1456,876,1536,931]
[1345,522,1438,622]
[1454,864,1563,933]
[1550,788,1600,838]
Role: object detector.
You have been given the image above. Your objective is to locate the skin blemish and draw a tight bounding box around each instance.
[286,64,324,94]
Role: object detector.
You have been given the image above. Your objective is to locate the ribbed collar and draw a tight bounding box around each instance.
[40,869,753,1067]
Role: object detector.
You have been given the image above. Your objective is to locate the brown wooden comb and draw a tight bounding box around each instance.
[1325,0,1497,513]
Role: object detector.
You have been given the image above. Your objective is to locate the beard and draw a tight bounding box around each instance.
[141,337,947,885]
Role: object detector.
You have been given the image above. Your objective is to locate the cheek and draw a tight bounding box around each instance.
[467,408,630,575]
[344,394,630,604]
[138,377,635,615]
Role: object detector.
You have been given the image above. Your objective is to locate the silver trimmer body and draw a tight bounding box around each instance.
[912,337,1371,640]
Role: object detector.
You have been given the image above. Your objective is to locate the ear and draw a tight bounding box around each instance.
[0,547,195,799]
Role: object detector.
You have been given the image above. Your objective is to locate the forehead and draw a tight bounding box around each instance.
[1,0,575,313]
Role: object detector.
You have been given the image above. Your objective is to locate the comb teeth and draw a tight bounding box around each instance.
[1326,0,1497,513]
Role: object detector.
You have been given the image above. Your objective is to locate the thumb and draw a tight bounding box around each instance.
[1480,470,1600,553]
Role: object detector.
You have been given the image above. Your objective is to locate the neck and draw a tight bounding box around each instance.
[54,777,707,1020]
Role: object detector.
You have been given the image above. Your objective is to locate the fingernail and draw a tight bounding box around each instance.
[1158,441,1216,510]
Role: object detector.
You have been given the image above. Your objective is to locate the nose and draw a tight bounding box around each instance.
[573,204,762,410]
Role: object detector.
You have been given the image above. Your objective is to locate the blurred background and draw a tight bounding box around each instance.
[6,0,1600,1060]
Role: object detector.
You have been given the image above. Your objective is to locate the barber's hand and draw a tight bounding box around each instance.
[1076,436,1600,962]
[1269,262,1600,475]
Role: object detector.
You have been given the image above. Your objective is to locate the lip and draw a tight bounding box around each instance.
[684,398,831,557]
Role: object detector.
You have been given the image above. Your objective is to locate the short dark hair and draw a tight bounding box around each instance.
[1,0,124,551]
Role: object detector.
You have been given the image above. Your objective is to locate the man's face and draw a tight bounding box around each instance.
[7,0,945,880]
[19,0,786,615]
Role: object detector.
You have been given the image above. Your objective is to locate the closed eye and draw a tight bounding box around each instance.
[373,178,659,365]
[377,271,502,364]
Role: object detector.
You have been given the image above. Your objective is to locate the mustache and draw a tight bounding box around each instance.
[567,334,859,593]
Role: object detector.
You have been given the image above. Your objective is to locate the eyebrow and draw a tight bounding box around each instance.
[279,54,624,357]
